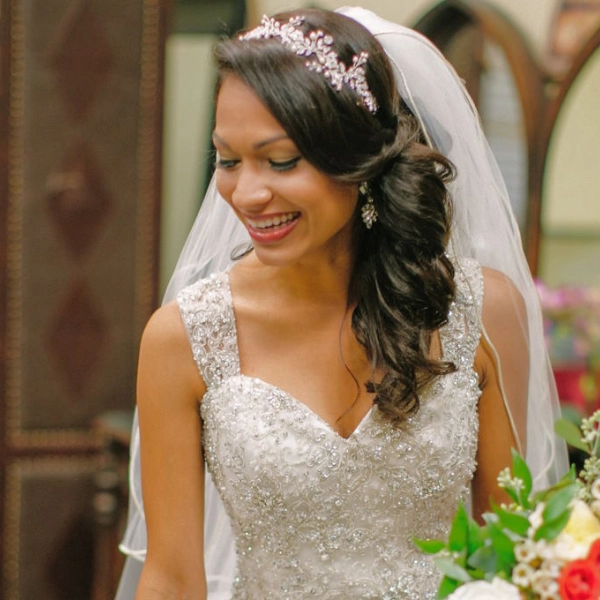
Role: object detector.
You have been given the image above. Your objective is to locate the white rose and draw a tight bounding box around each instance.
[562,499,600,545]
[446,578,521,600]
[550,534,589,562]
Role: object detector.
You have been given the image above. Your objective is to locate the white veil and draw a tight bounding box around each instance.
[116,7,568,598]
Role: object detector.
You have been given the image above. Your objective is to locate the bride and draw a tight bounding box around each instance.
[116,7,567,599]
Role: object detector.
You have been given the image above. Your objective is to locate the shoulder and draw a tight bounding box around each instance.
[140,302,195,381]
[450,258,525,320]
[479,266,527,329]
[139,299,206,401]
[465,263,528,394]
[142,300,188,355]
[142,269,230,351]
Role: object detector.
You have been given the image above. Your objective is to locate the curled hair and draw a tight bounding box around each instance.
[215,8,456,425]
[352,106,457,424]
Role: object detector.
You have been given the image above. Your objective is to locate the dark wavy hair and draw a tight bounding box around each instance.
[214,8,457,425]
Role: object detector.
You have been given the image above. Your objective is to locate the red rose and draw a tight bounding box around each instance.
[588,539,600,573]
[559,559,600,600]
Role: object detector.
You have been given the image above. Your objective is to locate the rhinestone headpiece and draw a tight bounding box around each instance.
[240,15,378,114]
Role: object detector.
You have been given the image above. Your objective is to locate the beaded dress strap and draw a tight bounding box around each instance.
[177,271,240,388]
[440,257,484,368]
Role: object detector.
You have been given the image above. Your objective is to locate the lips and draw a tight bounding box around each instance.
[245,212,300,243]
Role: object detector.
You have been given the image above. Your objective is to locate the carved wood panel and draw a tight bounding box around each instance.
[0,0,166,597]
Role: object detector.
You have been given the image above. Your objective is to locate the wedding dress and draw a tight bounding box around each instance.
[176,258,483,599]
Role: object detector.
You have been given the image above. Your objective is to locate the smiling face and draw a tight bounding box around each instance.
[213,75,360,269]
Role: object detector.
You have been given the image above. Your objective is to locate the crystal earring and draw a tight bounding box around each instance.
[359,182,378,229]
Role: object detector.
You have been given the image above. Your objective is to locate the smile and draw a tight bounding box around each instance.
[247,212,300,230]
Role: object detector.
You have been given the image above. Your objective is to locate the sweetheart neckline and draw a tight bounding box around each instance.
[221,271,374,441]
[234,374,374,441]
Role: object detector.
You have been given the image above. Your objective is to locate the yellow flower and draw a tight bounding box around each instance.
[561,500,600,547]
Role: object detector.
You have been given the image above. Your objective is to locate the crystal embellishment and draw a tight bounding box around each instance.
[361,200,378,229]
[360,182,378,229]
[240,15,379,114]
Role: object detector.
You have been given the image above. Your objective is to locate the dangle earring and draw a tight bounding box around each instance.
[359,182,378,229]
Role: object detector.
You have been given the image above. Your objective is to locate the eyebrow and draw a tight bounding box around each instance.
[212,132,291,150]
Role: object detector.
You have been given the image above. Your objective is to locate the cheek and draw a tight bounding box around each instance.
[215,171,235,204]
[310,193,359,237]
[309,178,358,217]
[333,187,360,223]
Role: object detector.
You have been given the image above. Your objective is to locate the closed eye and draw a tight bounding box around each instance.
[269,157,301,172]
[215,157,239,170]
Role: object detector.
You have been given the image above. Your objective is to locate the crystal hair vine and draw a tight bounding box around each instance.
[240,16,378,114]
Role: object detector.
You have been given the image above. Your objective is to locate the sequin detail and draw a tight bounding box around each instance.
[177,258,484,599]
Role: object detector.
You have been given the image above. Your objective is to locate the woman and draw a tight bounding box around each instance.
[117,7,567,599]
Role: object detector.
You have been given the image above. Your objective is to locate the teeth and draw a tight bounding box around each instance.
[248,213,297,229]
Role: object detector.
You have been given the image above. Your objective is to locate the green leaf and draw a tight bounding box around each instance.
[488,523,516,571]
[466,517,484,555]
[414,538,446,555]
[555,418,588,452]
[436,576,460,599]
[448,504,469,552]
[465,567,486,580]
[433,557,472,582]
[543,485,577,523]
[534,508,572,542]
[502,489,521,506]
[533,467,577,503]
[491,501,530,537]
[560,464,578,482]
[511,449,532,503]
[467,544,498,574]
[560,404,583,425]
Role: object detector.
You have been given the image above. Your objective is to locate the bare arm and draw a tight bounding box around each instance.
[472,267,529,521]
[135,301,208,600]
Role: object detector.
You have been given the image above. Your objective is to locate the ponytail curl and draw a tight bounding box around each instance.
[351,106,457,426]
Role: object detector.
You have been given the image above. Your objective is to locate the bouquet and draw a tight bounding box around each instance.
[416,411,600,599]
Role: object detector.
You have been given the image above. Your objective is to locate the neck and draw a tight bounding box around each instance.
[243,248,356,307]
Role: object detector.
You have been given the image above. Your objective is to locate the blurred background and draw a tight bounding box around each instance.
[0,0,599,598]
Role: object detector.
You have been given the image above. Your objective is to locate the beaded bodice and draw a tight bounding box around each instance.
[178,258,483,599]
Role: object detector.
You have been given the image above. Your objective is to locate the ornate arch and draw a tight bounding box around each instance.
[415,0,544,268]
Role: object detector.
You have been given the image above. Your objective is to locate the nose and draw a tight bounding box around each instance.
[230,165,272,213]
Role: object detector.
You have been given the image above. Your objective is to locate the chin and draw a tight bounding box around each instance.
[251,245,306,268]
